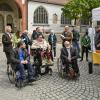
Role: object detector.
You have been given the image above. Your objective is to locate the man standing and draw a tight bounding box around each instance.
[72,29,80,57]
[2,25,13,65]
[95,26,100,50]
[80,31,91,61]
[61,26,73,47]
[48,30,57,58]
[21,30,31,49]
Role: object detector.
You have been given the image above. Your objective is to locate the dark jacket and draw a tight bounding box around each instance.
[72,30,80,42]
[95,32,100,50]
[48,34,57,47]
[2,33,13,52]
[10,48,29,70]
[60,47,79,73]
[31,30,43,40]
[60,47,78,63]
[21,33,31,45]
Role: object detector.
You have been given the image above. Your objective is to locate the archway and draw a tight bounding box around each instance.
[0,0,23,33]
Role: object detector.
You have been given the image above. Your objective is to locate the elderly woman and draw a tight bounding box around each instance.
[31,34,53,75]
[32,34,49,50]
[31,34,53,65]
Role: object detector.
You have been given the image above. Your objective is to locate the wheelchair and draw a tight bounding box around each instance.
[7,64,33,88]
[31,48,53,76]
[57,58,79,79]
[7,64,16,84]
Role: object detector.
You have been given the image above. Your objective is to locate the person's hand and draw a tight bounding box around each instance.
[97,43,100,47]
[11,39,13,42]
[68,58,71,62]
[24,60,28,64]
[21,60,26,64]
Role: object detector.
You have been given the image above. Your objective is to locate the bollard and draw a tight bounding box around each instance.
[88,61,93,74]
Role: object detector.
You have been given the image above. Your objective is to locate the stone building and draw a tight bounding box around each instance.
[0,0,90,34]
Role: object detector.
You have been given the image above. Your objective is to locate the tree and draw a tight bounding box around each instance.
[62,0,100,26]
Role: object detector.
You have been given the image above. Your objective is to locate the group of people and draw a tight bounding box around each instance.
[2,25,56,86]
[2,25,36,84]
[2,24,100,86]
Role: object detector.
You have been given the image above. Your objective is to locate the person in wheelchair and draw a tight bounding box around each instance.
[60,41,80,78]
[31,34,53,75]
[10,41,36,84]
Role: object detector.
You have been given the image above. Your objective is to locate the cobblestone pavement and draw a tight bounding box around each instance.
[0,44,100,100]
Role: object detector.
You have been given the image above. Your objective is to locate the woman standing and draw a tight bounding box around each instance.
[13,30,21,48]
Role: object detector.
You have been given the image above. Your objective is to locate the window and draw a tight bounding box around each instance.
[61,13,71,25]
[53,14,58,24]
[7,15,13,24]
[81,18,89,25]
[34,6,48,24]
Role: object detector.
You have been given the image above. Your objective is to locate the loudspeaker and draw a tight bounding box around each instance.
[88,61,93,74]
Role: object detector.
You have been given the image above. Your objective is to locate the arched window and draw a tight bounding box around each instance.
[53,14,58,24]
[34,6,48,24]
[7,15,14,30]
[61,13,71,25]
[7,15,13,24]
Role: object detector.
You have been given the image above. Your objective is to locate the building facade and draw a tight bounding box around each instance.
[0,0,27,33]
[28,0,71,33]
[0,0,90,34]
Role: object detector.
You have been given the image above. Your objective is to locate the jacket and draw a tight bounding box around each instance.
[60,47,78,65]
[81,35,91,47]
[48,34,57,46]
[2,33,13,52]
[95,32,100,50]
[10,48,29,70]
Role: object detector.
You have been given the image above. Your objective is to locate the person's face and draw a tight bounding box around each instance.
[7,26,12,33]
[96,27,100,33]
[37,35,43,42]
[65,27,69,32]
[21,43,26,49]
[64,41,70,47]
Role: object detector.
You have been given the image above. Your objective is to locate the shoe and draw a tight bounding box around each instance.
[28,77,37,82]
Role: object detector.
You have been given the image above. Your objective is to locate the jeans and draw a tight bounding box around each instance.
[81,46,88,60]
[17,62,34,80]
[72,41,80,56]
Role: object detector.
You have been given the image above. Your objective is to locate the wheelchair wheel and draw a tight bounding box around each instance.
[7,64,16,84]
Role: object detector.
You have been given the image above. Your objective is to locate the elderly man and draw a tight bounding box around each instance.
[48,30,57,58]
[61,26,73,47]
[60,41,80,76]
[2,25,13,65]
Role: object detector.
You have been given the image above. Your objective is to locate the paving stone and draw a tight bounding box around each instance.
[0,44,100,100]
